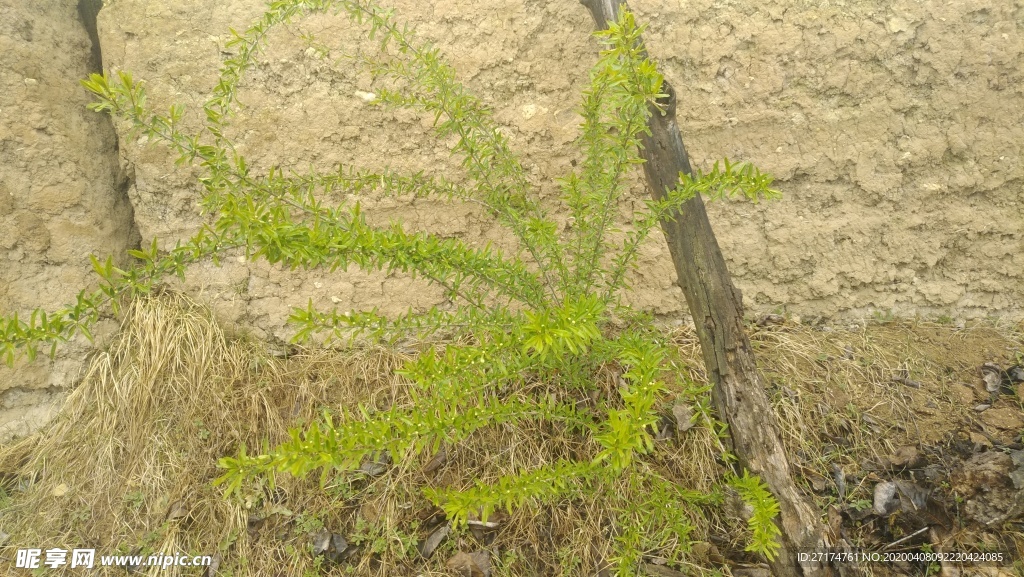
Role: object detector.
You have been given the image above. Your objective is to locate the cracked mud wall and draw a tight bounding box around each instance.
[0,0,138,440]
[0,0,1021,437]
[655,0,1024,318]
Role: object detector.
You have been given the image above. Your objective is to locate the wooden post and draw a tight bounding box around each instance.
[579,2,830,575]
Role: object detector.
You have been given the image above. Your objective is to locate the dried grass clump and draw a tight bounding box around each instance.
[0,293,410,576]
[740,320,1021,494]
[0,293,727,576]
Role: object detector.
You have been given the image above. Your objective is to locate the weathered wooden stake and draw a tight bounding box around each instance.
[579,2,830,575]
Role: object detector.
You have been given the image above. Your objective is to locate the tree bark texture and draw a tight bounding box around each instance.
[579,1,830,575]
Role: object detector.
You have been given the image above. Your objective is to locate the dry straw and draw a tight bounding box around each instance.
[2,293,1020,575]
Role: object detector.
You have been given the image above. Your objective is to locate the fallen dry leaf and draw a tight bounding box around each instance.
[166,500,188,521]
[419,523,449,559]
[423,448,447,474]
[671,401,694,433]
[446,550,490,577]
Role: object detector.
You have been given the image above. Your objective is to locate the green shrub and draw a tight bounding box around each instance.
[3,0,784,572]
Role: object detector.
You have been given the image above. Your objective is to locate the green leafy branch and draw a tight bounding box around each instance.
[565,11,665,296]
[423,460,599,527]
[82,72,548,311]
[609,471,717,573]
[677,158,781,203]
[729,470,783,561]
[1,231,239,367]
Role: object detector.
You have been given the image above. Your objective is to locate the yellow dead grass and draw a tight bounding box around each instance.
[0,293,1020,575]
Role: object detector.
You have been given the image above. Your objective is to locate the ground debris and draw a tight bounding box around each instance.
[950,450,1020,525]
[422,447,447,474]
[641,562,689,576]
[419,523,449,559]
[671,399,694,433]
[311,529,350,564]
[359,450,391,477]
[446,550,491,577]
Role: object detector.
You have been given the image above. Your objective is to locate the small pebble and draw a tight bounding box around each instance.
[354,90,376,103]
